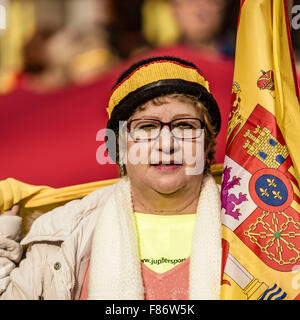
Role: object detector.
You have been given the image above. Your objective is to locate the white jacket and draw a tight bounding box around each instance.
[0,176,222,300]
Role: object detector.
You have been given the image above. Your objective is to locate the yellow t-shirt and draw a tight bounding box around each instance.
[134,212,197,273]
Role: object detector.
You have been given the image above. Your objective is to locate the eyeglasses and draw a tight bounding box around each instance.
[127,118,205,142]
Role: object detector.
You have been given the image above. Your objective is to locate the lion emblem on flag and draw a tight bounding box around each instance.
[221,166,248,220]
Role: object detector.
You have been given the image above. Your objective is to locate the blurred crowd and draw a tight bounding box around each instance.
[1,0,297,189]
[0,0,239,92]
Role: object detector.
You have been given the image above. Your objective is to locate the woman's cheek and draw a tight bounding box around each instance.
[126,140,151,165]
[183,135,205,176]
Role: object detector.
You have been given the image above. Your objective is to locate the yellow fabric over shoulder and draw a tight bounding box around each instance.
[0,177,118,216]
[0,178,49,214]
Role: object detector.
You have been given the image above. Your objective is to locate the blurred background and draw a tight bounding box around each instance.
[0,0,298,189]
[0,0,240,92]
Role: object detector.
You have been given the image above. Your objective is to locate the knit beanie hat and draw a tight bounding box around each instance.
[106,56,221,162]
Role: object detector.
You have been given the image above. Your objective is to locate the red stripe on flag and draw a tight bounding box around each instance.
[278,156,300,189]
[237,0,246,29]
[294,192,300,205]
[285,170,300,190]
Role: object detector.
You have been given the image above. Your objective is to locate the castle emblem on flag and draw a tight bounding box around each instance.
[242,125,289,169]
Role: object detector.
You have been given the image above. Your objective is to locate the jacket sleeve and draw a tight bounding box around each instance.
[0,216,47,300]
[0,242,49,299]
[0,215,55,300]
[0,215,25,298]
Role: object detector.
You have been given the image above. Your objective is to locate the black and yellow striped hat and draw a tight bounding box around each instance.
[106,56,221,135]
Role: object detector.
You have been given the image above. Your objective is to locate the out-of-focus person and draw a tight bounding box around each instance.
[169,0,233,57]
[18,27,74,93]
[108,0,149,59]
[142,0,238,57]
[66,26,118,85]
[0,27,70,94]
[8,25,118,93]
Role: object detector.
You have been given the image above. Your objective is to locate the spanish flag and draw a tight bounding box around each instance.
[221,0,300,300]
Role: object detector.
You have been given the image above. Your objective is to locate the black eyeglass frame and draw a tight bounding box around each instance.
[127,118,205,142]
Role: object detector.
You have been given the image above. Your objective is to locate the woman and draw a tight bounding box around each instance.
[0,56,222,300]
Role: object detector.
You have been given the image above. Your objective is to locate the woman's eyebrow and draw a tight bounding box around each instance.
[172,114,197,118]
[130,116,161,121]
[131,114,197,120]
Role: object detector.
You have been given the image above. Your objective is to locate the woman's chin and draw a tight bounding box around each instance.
[149,168,186,194]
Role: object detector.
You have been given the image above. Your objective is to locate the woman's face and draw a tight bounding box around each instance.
[123,97,207,195]
[170,0,226,45]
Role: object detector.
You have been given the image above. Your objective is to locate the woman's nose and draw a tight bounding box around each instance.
[156,127,179,153]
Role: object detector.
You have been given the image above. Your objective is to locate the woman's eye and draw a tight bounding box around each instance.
[134,122,159,131]
[138,124,157,130]
[174,122,195,129]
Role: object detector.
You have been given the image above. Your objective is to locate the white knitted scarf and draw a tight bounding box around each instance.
[88,174,222,300]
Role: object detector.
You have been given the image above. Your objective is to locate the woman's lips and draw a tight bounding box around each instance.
[150,163,182,171]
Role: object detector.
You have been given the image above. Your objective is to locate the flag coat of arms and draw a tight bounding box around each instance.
[220,0,300,300]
